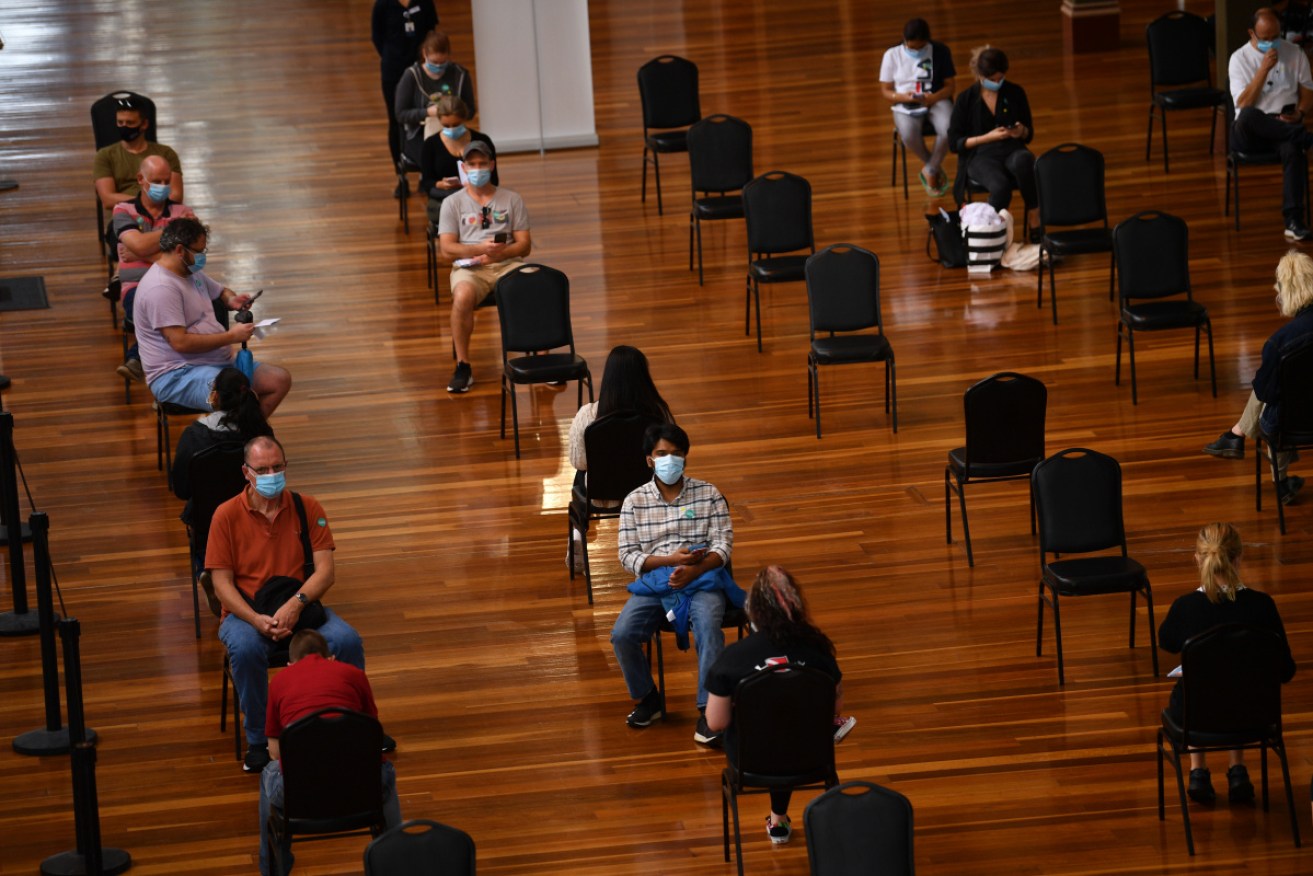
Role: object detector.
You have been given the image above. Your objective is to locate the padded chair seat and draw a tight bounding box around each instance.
[505,353,589,384]
[730,763,835,789]
[157,400,205,417]
[646,129,689,153]
[947,448,1039,480]
[1261,427,1313,449]
[1161,708,1276,748]
[694,195,744,220]
[748,255,808,283]
[810,334,892,364]
[1154,88,1225,110]
[1042,227,1112,255]
[1043,555,1147,596]
[1121,300,1208,329]
[1232,149,1283,165]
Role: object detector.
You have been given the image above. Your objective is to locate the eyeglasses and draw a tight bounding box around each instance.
[480,206,491,230]
[186,244,208,255]
[245,462,288,475]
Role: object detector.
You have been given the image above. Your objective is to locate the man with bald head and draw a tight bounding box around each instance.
[1230,6,1313,240]
[111,154,196,382]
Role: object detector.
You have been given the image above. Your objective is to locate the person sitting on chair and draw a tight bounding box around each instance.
[879,17,957,196]
[610,423,742,745]
[206,436,369,773]
[422,95,496,225]
[1157,523,1296,805]
[1228,6,1313,241]
[1204,249,1313,503]
[258,629,401,876]
[395,28,477,173]
[133,218,292,419]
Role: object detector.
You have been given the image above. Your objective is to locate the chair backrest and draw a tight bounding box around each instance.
[279,708,384,827]
[1146,11,1213,90]
[1179,624,1286,744]
[188,443,247,549]
[1113,211,1191,304]
[729,664,836,787]
[583,411,660,505]
[744,171,814,256]
[804,781,915,876]
[806,244,882,336]
[1034,143,1107,229]
[495,264,575,355]
[687,114,753,193]
[90,91,158,151]
[1273,339,1313,442]
[1032,448,1126,556]
[637,55,700,131]
[364,818,476,876]
[962,372,1047,470]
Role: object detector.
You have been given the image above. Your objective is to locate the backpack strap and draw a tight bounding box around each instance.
[291,492,315,581]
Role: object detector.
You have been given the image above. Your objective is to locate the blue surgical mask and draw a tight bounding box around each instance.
[466,167,491,187]
[903,44,927,60]
[147,182,171,203]
[652,454,685,485]
[254,471,286,499]
[442,124,467,139]
[1256,38,1279,52]
[981,76,1004,92]
[424,61,448,77]
[186,249,207,274]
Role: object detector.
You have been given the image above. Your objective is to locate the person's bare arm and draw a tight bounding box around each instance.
[268,737,280,760]
[117,228,164,261]
[705,693,731,732]
[94,178,133,209]
[160,322,252,353]
[211,568,280,638]
[170,171,184,203]
[1237,50,1279,109]
[269,550,335,635]
[927,76,956,105]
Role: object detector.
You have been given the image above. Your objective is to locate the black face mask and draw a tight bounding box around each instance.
[117,124,143,142]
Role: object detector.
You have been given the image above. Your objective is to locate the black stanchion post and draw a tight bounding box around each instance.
[0,410,37,636]
[41,618,131,876]
[14,512,79,755]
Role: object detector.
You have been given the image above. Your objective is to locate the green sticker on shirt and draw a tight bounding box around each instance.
[684,508,695,518]
[317,517,327,527]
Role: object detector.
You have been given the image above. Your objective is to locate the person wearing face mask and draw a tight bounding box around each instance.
[394,29,476,185]
[1229,7,1313,241]
[109,154,197,383]
[438,140,532,393]
[420,95,497,223]
[947,45,1039,235]
[206,436,370,774]
[133,218,292,419]
[372,0,439,193]
[92,99,184,211]
[879,18,957,196]
[610,423,741,747]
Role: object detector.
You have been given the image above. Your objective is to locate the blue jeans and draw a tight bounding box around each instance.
[219,608,365,746]
[610,590,725,709]
[259,759,400,876]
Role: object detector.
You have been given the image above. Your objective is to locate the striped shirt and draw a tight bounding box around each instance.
[111,196,195,293]
[617,477,733,578]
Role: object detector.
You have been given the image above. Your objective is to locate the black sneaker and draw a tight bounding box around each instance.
[1227,764,1255,803]
[1278,475,1305,505]
[198,570,222,618]
[382,733,397,753]
[1286,221,1312,242]
[101,277,121,302]
[1187,767,1216,804]
[694,713,723,747]
[626,689,663,728]
[1203,432,1244,460]
[446,361,473,393]
[243,742,270,774]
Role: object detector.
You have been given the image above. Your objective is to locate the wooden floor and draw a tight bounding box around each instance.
[2,0,1312,872]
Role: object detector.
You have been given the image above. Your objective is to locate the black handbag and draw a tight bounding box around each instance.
[244,493,328,631]
[926,209,967,268]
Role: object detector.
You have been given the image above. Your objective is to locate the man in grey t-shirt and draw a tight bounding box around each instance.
[437,141,532,393]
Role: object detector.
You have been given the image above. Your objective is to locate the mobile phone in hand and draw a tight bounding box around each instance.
[493,231,511,244]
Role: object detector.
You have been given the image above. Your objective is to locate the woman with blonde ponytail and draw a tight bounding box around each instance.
[1158,523,1296,806]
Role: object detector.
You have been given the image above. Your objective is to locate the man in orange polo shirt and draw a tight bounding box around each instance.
[206,435,366,774]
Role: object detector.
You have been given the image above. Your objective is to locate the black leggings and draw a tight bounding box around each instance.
[968,147,1037,211]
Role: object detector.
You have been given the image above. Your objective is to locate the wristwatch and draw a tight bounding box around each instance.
[295,592,308,605]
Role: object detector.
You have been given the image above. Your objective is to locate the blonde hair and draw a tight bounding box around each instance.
[433,95,469,120]
[1195,523,1243,604]
[1274,249,1313,317]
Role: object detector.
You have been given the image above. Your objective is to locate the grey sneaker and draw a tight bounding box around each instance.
[447,361,473,393]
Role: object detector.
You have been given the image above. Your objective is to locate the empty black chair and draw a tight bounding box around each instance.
[721,664,839,876]
[1033,448,1159,685]
[364,819,476,875]
[1113,211,1215,405]
[688,115,753,285]
[495,264,593,459]
[567,410,660,604]
[266,708,388,876]
[804,244,896,438]
[743,171,814,352]
[945,372,1047,567]
[181,443,246,638]
[1157,624,1301,856]
[804,781,915,876]
[638,55,701,216]
[1145,11,1226,173]
[1035,143,1114,325]
[1224,92,1310,232]
[1254,340,1313,534]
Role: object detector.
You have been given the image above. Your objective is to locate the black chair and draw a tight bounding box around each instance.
[182,443,246,638]
[221,649,291,761]
[891,116,932,200]
[804,244,896,438]
[1254,340,1313,533]
[364,819,476,875]
[567,410,660,605]
[90,90,157,325]
[721,664,840,876]
[650,598,746,719]
[1035,143,1114,325]
[945,372,1047,567]
[1113,211,1215,405]
[804,781,915,876]
[1145,11,1226,173]
[1032,448,1158,685]
[155,402,205,489]
[267,708,388,876]
[688,114,753,286]
[1224,92,1311,232]
[1157,624,1301,856]
[638,55,701,216]
[494,265,593,459]
[743,171,814,352]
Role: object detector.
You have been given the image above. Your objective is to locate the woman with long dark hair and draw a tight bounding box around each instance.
[172,366,274,501]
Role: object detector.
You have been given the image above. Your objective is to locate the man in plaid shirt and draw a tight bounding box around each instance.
[611,422,737,746]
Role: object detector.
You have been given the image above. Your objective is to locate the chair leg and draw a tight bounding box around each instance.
[1276,741,1303,847]
[721,773,732,863]
[696,216,705,286]
[1166,739,1196,855]
[641,146,649,204]
[1156,732,1166,821]
[956,475,974,567]
[1262,743,1270,812]
[901,136,909,200]
[499,376,508,440]
[1206,320,1217,397]
[728,782,745,876]
[1036,245,1046,309]
[807,358,815,420]
[1127,326,1139,406]
[1145,104,1154,164]
[1161,106,1170,174]
[653,151,664,216]
[1256,435,1265,513]
[1052,588,1065,684]
[510,380,522,460]
[688,211,694,273]
[1115,323,1123,387]
[1144,583,1159,676]
[744,273,752,337]
[815,365,823,439]
[753,279,763,353]
[1036,580,1046,657]
[889,359,898,433]
[1049,252,1059,325]
[1209,104,1218,155]
[944,468,953,545]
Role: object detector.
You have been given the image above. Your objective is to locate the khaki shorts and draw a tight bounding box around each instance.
[449,260,524,303]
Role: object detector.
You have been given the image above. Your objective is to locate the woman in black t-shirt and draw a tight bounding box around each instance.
[705,566,843,846]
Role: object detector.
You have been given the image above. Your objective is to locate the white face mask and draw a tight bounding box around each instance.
[652,454,685,485]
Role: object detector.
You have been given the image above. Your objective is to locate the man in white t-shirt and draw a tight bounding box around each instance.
[437,140,533,393]
[1229,6,1313,240]
[879,18,957,196]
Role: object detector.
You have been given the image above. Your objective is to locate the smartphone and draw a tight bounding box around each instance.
[244,289,263,308]
[493,231,511,244]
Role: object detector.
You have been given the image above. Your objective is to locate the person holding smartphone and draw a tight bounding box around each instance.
[1229,7,1313,241]
[437,140,532,393]
[879,18,957,196]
